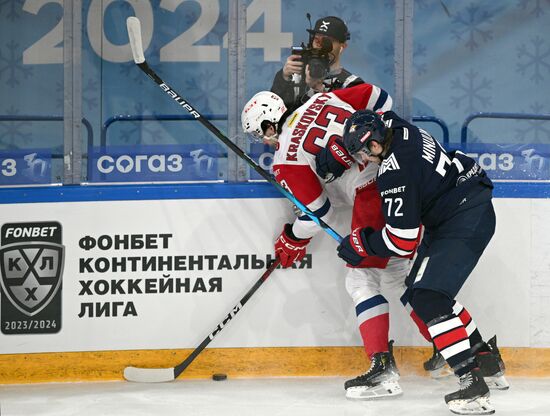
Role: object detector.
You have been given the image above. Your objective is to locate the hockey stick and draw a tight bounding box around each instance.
[124,258,280,382]
[126,17,342,244]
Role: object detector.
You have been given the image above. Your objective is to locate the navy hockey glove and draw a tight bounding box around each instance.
[337,227,375,266]
[315,139,355,183]
[275,223,312,268]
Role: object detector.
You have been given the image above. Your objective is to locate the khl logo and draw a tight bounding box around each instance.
[0,222,64,334]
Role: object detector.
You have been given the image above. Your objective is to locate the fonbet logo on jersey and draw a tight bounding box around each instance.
[0,222,64,334]
[378,154,400,176]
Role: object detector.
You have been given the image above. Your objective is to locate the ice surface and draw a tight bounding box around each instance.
[0,376,548,416]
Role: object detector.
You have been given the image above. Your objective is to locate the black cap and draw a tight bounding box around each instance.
[307,16,350,43]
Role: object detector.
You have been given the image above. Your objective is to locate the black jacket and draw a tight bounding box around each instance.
[271,67,364,109]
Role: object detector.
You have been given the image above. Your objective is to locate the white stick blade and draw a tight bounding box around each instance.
[123,366,175,383]
[126,16,145,64]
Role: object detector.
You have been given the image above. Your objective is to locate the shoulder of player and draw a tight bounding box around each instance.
[382,113,423,153]
[379,132,421,178]
[386,140,420,174]
[334,68,364,85]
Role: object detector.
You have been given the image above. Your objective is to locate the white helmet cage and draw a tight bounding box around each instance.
[241,91,287,142]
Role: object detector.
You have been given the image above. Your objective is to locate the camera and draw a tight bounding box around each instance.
[292,37,333,80]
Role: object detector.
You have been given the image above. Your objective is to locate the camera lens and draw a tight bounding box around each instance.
[309,57,328,79]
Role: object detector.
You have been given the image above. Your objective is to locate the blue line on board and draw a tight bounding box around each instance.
[0,181,548,204]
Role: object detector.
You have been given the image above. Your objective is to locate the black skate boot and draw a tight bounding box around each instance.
[475,335,509,390]
[445,368,494,415]
[424,342,453,378]
[345,340,402,400]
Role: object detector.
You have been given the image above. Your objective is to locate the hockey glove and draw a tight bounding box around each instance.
[315,139,355,183]
[275,223,312,268]
[337,227,375,266]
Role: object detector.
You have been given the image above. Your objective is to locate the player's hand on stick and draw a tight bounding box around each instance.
[316,138,355,183]
[275,223,312,268]
[337,227,374,266]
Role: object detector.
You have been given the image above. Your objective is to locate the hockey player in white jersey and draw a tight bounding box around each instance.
[242,83,417,399]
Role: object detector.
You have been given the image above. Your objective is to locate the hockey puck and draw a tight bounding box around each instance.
[212,373,227,381]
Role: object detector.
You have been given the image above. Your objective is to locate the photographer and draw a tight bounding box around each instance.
[271,16,364,109]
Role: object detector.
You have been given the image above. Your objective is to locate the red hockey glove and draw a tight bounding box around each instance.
[315,138,355,183]
[275,223,312,268]
[337,227,375,266]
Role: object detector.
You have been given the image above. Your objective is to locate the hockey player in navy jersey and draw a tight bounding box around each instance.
[331,109,507,415]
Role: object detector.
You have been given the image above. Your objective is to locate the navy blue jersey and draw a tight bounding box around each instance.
[363,111,493,258]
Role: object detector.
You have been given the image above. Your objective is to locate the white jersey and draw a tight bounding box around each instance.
[273,83,393,241]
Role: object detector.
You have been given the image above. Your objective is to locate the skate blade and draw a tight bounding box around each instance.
[429,365,454,379]
[485,374,510,390]
[448,396,495,415]
[346,381,403,400]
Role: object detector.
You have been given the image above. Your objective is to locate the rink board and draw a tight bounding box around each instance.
[0,182,549,383]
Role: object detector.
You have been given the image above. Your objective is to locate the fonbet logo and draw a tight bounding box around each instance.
[0,222,64,334]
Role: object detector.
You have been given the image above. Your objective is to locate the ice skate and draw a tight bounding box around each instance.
[476,335,509,390]
[445,368,495,415]
[345,341,402,400]
[424,342,453,378]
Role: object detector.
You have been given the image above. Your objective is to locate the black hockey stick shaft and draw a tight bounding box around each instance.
[124,259,281,382]
[173,258,280,379]
[126,17,342,243]
[138,60,342,243]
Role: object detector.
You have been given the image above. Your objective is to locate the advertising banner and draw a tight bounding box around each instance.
[88,144,221,182]
[459,143,550,181]
[0,197,362,353]
[0,150,52,185]
[0,195,537,353]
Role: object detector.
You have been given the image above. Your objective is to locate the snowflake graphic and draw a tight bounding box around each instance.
[0,106,32,149]
[414,43,428,76]
[0,40,33,87]
[82,78,99,110]
[184,70,227,113]
[119,62,147,86]
[54,78,98,111]
[251,60,282,83]
[517,36,550,84]
[517,0,550,18]
[415,0,433,8]
[383,42,427,76]
[451,3,494,51]
[282,0,297,8]
[117,103,164,145]
[450,69,492,112]
[0,0,24,21]
[514,102,550,143]
[247,48,283,90]
[316,6,364,42]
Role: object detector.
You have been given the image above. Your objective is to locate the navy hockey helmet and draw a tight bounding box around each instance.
[343,110,387,155]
